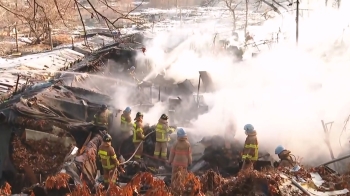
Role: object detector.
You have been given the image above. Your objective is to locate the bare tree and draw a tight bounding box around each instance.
[224,0,241,31]
[0,0,145,47]
[0,0,77,44]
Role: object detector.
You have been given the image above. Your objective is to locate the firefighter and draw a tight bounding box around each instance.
[274,145,297,168]
[98,134,119,185]
[133,112,145,161]
[93,104,113,132]
[241,124,258,171]
[168,128,192,183]
[120,106,132,141]
[154,114,174,161]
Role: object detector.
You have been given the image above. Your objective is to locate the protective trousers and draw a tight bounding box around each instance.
[241,159,255,171]
[103,169,116,184]
[154,142,168,159]
[171,166,188,183]
[133,142,144,160]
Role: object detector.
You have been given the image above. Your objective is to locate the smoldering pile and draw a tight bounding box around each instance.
[11,135,71,174]
[2,165,350,196]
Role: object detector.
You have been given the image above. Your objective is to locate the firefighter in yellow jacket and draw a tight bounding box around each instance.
[133,112,145,161]
[98,134,119,185]
[154,114,174,160]
[93,104,113,132]
[120,106,132,141]
[241,124,258,171]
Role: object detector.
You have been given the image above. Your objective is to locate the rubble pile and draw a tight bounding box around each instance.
[200,170,225,193]
[11,136,71,174]
[217,170,281,195]
[3,165,350,196]
[171,167,203,195]
[282,166,350,191]
[45,172,171,196]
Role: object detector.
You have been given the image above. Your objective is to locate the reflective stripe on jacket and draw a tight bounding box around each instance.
[169,137,192,167]
[133,122,144,143]
[98,143,118,170]
[242,131,258,161]
[94,110,111,126]
[120,114,132,131]
[156,123,170,142]
[121,116,127,127]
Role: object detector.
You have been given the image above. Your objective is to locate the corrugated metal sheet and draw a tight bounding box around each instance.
[0,34,119,99]
[0,48,84,70]
[0,48,84,98]
[73,35,115,51]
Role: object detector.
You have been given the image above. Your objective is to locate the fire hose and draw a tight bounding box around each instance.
[105,130,156,193]
[119,130,155,165]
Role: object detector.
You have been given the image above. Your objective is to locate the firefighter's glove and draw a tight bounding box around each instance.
[273,161,279,168]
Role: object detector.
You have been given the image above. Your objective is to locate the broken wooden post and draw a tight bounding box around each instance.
[71,36,74,50]
[14,74,20,94]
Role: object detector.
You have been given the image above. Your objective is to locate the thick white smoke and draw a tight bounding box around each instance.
[133,1,350,165]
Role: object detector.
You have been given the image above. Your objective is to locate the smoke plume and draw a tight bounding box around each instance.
[133,2,350,165]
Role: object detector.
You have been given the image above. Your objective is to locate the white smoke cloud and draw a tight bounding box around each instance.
[132,2,350,165]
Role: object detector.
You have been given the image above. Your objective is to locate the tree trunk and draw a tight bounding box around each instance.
[244,0,249,37]
[232,11,236,31]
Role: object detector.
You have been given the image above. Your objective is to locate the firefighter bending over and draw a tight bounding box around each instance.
[154,114,174,160]
[274,145,297,168]
[98,134,119,185]
[120,106,132,141]
[133,112,145,161]
[241,124,258,171]
[168,128,192,183]
[93,104,113,132]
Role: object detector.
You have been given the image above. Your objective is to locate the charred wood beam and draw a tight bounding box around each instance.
[72,133,103,187]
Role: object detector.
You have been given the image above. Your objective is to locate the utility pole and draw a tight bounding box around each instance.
[296,0,299,45]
